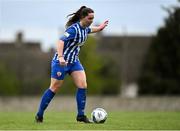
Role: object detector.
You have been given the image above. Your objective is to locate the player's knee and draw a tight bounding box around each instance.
[82,83,87,89]
[84,82,87,88]
[50,82,61,93]
[50,86,58,93]
[78,81,87,88]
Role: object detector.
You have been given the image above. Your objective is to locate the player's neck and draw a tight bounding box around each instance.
[79,21,86,28]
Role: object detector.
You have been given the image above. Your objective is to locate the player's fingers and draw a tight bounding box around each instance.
[104,20,109,24]
[60,61,67,66]
[65,61,68,66]
[103,20,108,27]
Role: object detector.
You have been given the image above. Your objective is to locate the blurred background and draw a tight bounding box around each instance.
[0,0,180,112]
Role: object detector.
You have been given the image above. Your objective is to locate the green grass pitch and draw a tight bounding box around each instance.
[0,111,180,130]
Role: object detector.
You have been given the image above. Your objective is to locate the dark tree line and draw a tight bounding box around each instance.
[138,4,180,95]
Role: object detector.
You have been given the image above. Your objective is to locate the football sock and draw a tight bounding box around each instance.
[76,88,86,116]
[37,89,55,118]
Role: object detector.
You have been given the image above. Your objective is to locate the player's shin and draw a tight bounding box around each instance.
[36,88,55,118]
[76,88,86,116]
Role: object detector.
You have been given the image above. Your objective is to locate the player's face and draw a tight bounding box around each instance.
[83,13,94,27]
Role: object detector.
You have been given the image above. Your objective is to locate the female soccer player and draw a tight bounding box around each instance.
[35,6,108,123]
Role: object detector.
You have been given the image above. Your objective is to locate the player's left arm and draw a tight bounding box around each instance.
[90,20,109,33]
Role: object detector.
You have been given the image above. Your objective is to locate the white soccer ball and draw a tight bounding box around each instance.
[91,108,107,123]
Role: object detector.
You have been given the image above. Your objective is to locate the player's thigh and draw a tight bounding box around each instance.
[71,70,87,88]
[50,78,64,92]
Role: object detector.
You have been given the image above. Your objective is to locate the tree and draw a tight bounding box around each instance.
[0,63,20,96]
[138,5,180,95]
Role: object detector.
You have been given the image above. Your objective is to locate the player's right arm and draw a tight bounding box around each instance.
[58,26,76,66]
[57,40,67,66]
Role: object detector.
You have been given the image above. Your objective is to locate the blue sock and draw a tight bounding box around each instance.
[76,88,86,116]
[37,89,55,118]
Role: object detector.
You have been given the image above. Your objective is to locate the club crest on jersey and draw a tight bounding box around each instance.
[64,32,70,37]
[57,72,62,77]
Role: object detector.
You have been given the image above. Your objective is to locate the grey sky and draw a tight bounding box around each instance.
[0,0,179,51]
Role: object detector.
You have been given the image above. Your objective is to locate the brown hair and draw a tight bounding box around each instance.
[66,6,94,28]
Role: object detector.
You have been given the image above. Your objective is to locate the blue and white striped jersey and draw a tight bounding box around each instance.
[53,22,91,63]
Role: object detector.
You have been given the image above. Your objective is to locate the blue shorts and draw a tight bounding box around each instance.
[51,60,84,80]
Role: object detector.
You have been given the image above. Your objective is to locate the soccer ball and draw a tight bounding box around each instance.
[91,108,107,123]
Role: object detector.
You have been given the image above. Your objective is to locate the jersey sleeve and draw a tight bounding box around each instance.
[60,27,76,42]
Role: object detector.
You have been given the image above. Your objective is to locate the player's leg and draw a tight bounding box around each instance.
[71,70,91,123]
[35,61,66,122]
[35,78,63,122]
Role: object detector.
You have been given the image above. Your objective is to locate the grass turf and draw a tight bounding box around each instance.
[0,111,180,130]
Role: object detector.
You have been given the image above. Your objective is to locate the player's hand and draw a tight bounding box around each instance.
[59,57,68,66]
[99,20,109,31]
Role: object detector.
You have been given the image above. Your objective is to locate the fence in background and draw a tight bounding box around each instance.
[0,96,180,112]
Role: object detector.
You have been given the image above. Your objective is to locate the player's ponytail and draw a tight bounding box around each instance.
[66,6,94,28]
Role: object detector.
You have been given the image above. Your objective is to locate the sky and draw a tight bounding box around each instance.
[0,0,179,51]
